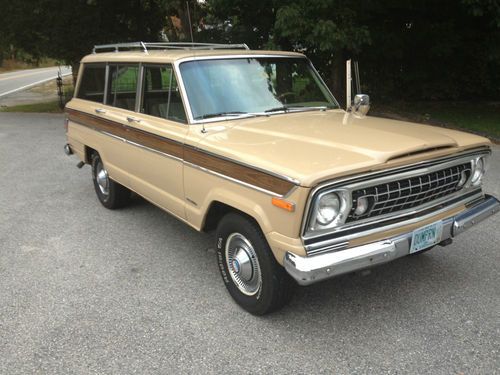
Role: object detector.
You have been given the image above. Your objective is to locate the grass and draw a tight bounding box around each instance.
[0,101,63,113]
[371,101,500,141]
[0,58,61,73]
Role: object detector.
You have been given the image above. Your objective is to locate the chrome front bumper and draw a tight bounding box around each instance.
[284,195,500,286]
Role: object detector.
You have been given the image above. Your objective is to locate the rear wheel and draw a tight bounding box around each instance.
[215,213,295,315]
[91,152,131,209]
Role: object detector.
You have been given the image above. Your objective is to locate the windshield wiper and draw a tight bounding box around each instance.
[196,106,330,120]
[264,105,330,114]
[264,105,304,113]
[195,111,248,120]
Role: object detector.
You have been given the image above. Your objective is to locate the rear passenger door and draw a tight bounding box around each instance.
[71,63,134,187]
[96,64,142,185]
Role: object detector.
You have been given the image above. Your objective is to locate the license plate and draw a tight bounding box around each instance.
[410,221,443,254]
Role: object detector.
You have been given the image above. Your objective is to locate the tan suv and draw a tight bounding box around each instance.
[64,42,499,314]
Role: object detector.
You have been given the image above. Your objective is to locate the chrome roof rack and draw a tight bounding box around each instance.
[92,42,250,54]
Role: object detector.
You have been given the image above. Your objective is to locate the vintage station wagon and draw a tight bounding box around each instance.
[64,42,499,314]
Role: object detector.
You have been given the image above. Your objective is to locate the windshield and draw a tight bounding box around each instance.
[179,57,339,120]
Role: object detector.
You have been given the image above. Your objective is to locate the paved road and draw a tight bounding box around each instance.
[0,113,499,374]
[0,67,72,98]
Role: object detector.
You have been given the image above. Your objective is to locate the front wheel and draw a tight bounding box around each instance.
[215,213,295,315]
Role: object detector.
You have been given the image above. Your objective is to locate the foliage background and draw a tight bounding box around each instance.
[0,0,499,102]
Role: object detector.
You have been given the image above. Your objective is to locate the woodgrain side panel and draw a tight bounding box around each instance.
[66,108,127,138]
[126,126,184,159]
[66,108,184,159]
[183,147,295,196]
[66,108,297,196]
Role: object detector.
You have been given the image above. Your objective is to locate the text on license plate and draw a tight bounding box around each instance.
[410,221,443,254]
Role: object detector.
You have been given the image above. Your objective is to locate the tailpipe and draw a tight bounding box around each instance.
[64,144,73,156]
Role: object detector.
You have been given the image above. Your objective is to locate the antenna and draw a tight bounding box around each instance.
[353,61,361,95]
[186,1,194,43]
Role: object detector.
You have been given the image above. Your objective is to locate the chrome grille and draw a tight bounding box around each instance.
[347,162,472,222]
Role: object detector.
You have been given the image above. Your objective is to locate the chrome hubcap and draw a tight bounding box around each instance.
[96,161,109,196]
[225,233,262,296]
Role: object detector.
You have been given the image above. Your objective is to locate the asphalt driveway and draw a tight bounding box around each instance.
[0,113,499,374]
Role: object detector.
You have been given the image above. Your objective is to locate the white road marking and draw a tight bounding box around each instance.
[0,73,72,98]
[0,67,61,82]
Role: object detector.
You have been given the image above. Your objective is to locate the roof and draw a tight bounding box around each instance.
[81,49,305,64]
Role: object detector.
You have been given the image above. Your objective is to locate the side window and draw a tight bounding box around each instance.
[141,65,187,123]
[106,65,139,111]
[76,64,106,103]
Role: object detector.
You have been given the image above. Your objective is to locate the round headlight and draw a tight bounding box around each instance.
[316,193,340,225]
[471,157,485,185]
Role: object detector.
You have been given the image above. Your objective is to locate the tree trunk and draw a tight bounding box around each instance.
[177,8,192,42]
[10,44,15,60]
[71,62,79,87]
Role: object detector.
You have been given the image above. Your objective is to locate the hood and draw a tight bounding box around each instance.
[195,110,490,187]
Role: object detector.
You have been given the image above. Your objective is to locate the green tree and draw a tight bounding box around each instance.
[357,0,500,100]
[201,0,499,101]
[0,0,169,79]
[199,0,370,102]
[200,0,277,47]
[464,0,500,27]
[273,1,370,103]
[2,0,498,101]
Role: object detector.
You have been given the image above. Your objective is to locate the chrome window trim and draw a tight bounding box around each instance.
[301,148,491,241]
[103,64,110,105]
[134,62,143,113]
[138,63,188,124]
[172,54,340,125]
[308,60,341,109]
[74,64,83,100]
[105,63,140,109]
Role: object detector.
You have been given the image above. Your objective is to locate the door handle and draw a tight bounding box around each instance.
[126,116,141,123]
[95,108,106,114]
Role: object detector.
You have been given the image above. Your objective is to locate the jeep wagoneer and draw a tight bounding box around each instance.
[64,42,499,314]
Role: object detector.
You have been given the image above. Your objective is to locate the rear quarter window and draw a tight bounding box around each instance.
[76,64,106,103]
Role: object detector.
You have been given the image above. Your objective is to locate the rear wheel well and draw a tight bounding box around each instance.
[203,201,258,233]
[84,146,97,164]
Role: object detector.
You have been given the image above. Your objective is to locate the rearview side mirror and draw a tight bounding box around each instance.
[353,94,370,117]
[346,60,370,117]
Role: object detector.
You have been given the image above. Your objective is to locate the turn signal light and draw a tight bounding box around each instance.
[272,197,295,212]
